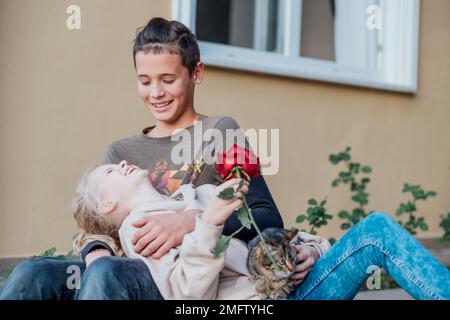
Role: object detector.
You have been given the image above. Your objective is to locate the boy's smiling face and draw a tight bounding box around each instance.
[135,51,203,125]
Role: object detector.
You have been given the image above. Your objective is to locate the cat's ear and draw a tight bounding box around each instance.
[286,228,299,241]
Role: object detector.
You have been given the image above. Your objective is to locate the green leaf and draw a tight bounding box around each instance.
[218,187,235,200]
[214,235,232,257]
[332,179,340,187]
[342,153,351,161]
[308,198,318,206]
[38,247,56,257]
[361,166,372,174]
[353,208,365,217]
[395,206,405,216]
[238,179,244,190]
[236,207,251,229]
[338,210,350,219]
[419,221,429,231]
[296,215,306,223]
[309,216,319,224]
[426,191,437,198]
[341,223,351,230]
[351,194,363,205]
[319,199,327,207]
[412,189,425,200]
[339,172,349,179]
[329,154,340,165]
[361,178,371,184]
[402,183,411,193]
[406,201,416,212]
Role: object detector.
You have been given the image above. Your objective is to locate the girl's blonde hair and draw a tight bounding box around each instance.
[71,166,122,256]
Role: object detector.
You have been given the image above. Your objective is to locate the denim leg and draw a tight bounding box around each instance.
[75,256,163,300]
[290,212,450,300]
[0,257,85,300]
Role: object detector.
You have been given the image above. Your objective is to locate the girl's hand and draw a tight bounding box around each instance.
[290,245,319,284]
[201,178,249,226]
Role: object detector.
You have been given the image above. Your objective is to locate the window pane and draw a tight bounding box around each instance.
[300,0,336,61]
[195,0,282,53]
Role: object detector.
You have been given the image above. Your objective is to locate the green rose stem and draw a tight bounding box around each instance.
[235,168,281,273]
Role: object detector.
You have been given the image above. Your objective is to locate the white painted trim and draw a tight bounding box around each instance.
[253,0,270,51]
[171,0,196,30]
[283,0,302,57]
[200,41,413,93]
[410,0,421,93]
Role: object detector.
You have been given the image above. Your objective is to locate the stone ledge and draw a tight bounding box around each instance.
[354,288,413,300]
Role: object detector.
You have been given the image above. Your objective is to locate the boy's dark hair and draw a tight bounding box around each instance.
[133,17,200,76]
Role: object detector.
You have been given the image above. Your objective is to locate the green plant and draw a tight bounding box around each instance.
[395,183,436,235]
[329,147,372,231]
[293,146,449,291]
[296,197,336,245]
[439,212,450,242]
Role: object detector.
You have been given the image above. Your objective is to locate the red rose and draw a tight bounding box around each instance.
[216,144,260,180]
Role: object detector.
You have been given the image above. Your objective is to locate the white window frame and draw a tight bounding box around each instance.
[172,0,420,93]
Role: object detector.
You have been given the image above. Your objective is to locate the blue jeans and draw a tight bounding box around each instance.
[288,212,450,300]
[1,212,449,300]
[0,256,162,300]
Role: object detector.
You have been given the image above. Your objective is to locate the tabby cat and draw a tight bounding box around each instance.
[247,227,302,299]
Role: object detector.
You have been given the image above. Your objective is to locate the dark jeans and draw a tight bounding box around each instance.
[0,256,163,300]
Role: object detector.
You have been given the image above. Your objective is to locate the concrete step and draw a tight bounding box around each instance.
[354,288,413,300]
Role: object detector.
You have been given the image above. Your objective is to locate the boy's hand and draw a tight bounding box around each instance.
[290,245,319,284]
[131,209,202,259]
[201,178,249,227]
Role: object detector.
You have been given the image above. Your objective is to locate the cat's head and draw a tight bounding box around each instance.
[247,227,300,281]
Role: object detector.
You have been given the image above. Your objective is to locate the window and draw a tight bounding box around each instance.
[172,0,420,93]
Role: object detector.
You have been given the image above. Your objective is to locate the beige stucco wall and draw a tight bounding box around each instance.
[1,0,449,257]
